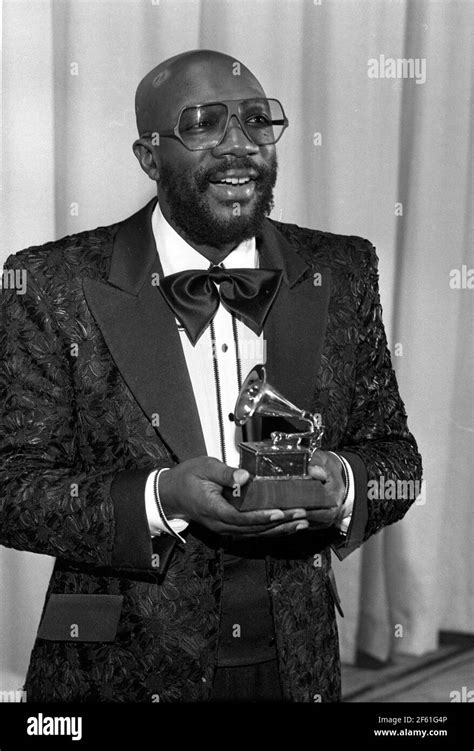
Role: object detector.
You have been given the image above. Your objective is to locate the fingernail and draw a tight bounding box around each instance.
[295,521,309,531]
[269,511,285,521]
[291,510,307,519]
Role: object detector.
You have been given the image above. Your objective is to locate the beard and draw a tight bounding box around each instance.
[159,154,278,247]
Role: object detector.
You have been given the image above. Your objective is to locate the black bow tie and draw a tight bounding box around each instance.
[158,266,283,345]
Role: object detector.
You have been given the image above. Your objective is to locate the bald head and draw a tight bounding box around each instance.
[135,49,266,136]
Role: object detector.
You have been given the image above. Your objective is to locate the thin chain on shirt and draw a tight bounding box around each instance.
[209,263,244,465]
[231,315,243,392]
[209,318,227,464]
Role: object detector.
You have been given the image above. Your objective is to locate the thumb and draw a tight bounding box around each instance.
[232,468,250,488]
[308,464,328,482]
[207,459,249,488]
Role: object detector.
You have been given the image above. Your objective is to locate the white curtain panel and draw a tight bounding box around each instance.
[1,0,472,690]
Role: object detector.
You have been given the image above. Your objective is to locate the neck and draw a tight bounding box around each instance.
[158,199,245,265]
[170,224,238,265]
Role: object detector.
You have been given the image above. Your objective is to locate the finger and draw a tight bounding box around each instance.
[206,489,308,527]
[305,508,340,526]
[308,449,328,466]
[238,520,310,538]
[203,459,243,488]
[216,500,308,527]
[208,513,308,536]
[308,465,328,482]
[232,468,250,487]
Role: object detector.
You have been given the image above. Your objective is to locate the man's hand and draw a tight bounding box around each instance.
[158,456,309,537]
[305,450,347,529]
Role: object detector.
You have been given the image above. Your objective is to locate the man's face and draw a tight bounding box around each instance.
[152,61,278,247]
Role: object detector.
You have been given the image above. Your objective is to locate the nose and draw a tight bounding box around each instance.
[211,114,260,157]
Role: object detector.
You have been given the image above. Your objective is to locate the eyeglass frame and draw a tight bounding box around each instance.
[140,97,289,151]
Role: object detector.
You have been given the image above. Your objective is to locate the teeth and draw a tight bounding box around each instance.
[218,177,251,185]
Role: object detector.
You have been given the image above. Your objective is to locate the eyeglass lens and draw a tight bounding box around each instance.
[178,98,285,149]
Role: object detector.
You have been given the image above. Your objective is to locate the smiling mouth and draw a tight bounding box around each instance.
[215,176,253,185]
[208,169,259,187]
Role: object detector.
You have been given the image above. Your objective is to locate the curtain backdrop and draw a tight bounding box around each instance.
[1,0,472,692]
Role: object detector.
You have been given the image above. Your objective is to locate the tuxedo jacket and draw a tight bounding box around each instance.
[0,198,422,702]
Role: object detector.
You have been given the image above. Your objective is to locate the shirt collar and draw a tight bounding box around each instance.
[151,200,257,276]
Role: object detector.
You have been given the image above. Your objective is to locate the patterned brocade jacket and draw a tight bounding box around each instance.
[0,198,422,702]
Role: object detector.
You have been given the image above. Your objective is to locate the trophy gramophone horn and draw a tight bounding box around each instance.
[233,364,316,430]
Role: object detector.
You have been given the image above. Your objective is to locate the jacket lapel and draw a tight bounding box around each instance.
[258,220,331,429]
[83,199,330,459]
[83,198,207,462]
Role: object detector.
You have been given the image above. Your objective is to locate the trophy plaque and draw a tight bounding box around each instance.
[226,365,336,511]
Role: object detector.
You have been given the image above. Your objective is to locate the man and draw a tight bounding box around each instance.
[0,49,422,702]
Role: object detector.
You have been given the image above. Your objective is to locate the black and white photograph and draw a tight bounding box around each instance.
[0,0,472,746]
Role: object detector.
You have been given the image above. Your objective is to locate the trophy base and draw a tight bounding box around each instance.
[225,475,337,511]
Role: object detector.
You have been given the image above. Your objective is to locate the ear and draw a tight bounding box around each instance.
[132,137,161,181]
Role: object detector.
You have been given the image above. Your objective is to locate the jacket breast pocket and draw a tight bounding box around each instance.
[37,594,123,642]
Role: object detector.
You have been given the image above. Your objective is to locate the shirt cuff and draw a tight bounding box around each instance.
[328,451,354,535]
[144,469,189,539]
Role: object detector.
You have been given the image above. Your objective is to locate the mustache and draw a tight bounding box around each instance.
[199,157,272,185]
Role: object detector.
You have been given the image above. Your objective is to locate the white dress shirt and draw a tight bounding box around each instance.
[144,201,354,537]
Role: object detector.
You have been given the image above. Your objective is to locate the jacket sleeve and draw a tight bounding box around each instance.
[331,242,423,560]
[0,253,173,573]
